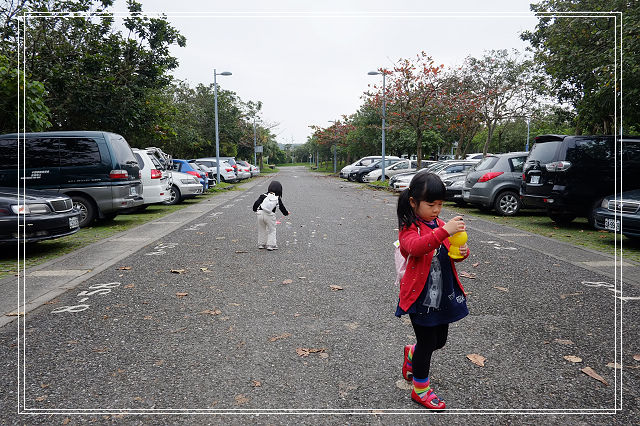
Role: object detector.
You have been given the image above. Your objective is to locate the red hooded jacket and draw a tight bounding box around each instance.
[398,218,469,312]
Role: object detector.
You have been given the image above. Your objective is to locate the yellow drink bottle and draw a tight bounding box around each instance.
[448,231,468,259]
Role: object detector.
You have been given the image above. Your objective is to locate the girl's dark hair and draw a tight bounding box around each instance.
[267,180,283,197]
[397,171,446,229]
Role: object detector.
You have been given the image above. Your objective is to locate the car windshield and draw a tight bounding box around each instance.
[528,141,561,164]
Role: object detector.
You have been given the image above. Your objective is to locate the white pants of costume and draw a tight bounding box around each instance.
[257,210,277,246]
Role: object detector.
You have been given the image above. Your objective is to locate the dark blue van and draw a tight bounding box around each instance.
[0,131,143,227]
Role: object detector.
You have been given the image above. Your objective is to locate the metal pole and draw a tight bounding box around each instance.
[214,69,221,184]
[253,116,257,166]
[381,72,387,181]
[525,118,530,152]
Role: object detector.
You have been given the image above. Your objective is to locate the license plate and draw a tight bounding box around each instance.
[69,216,79,229]
[604,218,620,232]
[129,186,137,196]
[530,175,540,184]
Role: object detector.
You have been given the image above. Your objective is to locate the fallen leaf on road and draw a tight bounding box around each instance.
[319,352,329,359]
[124,284,135,289]
[560,292,583,299]
[472,263,480,268]
[633,354,640,362]
[606,362,622,369]
[199,309,222,315]
[40,383,50,388]
[329,285,343,291]
[154,360,164,366]
[200,267,210,272]
[92,347,109,353]
[117,266,132,270]
[581,367,609,386]
[252,380,262,387]
[459,271,476,279]
[235,250,248,254]
[175,292,188,298]
[62,418,71,425]
[296,347,327,357]
[234,394,249,405]
[170,269,185,274]
[282,279,293,285]
[493,286,509,292]
[215,237,225,240]
[143,315,152,320]
[5,312,24,317]
[298,276,307,279]
[467,353,486,367]
[564,355,582,363]
[395,379,413,390]
[269,333,292,342]
[35,395,47,401]
[553,339,574,345]
[232,239,239,243]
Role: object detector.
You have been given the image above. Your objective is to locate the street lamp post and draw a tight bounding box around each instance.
[214,69,232,184]
[253,116,257,166]
[328,120,338,173]
[368,70,387,181]
[525,117,531,152]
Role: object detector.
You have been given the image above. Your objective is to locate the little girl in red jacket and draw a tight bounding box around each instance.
[395,171,469,410]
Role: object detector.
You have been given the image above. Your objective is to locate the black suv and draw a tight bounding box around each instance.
[520,135,640,225]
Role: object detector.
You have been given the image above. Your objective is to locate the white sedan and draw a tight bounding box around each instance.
[362,159,418,182]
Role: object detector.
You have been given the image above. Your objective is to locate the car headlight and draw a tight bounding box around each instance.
[601,198,610,208]
[450,180,465,189]
[11,203,51,214]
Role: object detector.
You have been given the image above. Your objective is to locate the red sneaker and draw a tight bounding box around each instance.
[411,388,446,410]
[402,345,413,381]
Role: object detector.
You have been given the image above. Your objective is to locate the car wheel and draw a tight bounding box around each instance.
[454,200,468,207]
[549,212,576,225]
[163,185,182,205]
[347,175,355,182]
[377,176,381,181]
[72,195,96,227]
[494,191,521,216]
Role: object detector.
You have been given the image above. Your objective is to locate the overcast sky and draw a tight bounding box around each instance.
[112,0,540,145]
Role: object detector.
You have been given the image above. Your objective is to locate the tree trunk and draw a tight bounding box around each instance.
[484,121,496,156]
[415,126,423,168]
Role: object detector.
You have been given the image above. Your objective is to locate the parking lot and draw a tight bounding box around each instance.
[1,166,639,423]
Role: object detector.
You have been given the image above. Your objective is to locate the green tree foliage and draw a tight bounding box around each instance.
[521,0,638,134]
[0,0,186,140]
[0,54,51,132]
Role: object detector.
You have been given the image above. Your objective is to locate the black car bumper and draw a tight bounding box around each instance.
[0,211,82,243]
[594,208,640,238]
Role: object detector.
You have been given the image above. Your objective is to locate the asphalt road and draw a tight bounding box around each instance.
[1,166,639,425]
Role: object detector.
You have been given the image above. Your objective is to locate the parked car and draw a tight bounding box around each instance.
[349,158,403,182]
[195,158,237,183]
[340,155,401,180]
[163,171,203,205]
[234,160,252,179]
[172,159,208,190]
[594,190,640,239]
[362,160,418,182]
[462,152,529,216]
[465,153,491,160]
[237,160,259,177]
[521,135,640,225]
[145,146,173,170]
[217,156,250,179]
[189,160,216,188]
[0,131,143,227]
[131,148,171,209]
[433,160,479,176]
[442,172,469,205]
[0,187,81,243]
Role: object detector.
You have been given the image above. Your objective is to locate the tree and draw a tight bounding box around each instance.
[521,0,639,134]
[0,54,50,132]
[463,49,546,155]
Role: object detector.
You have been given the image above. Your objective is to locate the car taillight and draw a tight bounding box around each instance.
[151,169,162,179]
[226,168,233,172]
[522,173,525,180]
[110,170,129,179]
[233,165,237,169]
[477,172,503,182]
[186,171,200,177]
[545,161,572,172]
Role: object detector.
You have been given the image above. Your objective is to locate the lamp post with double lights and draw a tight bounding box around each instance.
[525,117,531,152]
[367,70,387,181]
[214,69,232,184]
[253,116,258,166]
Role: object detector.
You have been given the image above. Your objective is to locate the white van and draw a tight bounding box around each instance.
[340,155,401,181]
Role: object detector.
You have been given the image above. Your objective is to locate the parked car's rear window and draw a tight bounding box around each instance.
[528,141,561,164]
[474,156,498,171]
[108,134,136,164]
[134,153,146,170]
[0,139,18,168]
[59,138,101,167]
